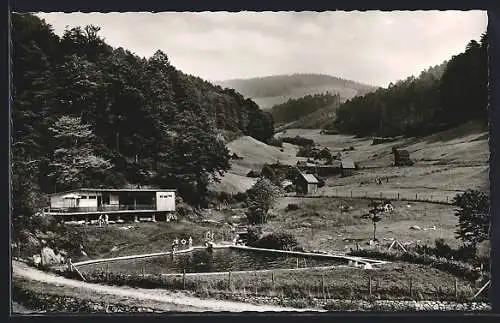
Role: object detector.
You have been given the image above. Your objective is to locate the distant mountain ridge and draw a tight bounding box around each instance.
[216,73,377,110]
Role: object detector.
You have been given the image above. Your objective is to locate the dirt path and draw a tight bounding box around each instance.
[12,261,322,312]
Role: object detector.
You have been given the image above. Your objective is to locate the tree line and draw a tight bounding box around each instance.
[327,33,488,137]
[11,12,275,222]
[270,92,341,126]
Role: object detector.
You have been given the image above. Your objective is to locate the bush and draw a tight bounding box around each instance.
[233,192,248,203]
[246,170,261,178]
[281,136,314,147]
[246,226,261,245]
[267,137,283,148]
[285,203,300,212]
[250,231,299,251]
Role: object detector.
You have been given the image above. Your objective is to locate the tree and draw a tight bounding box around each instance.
[246,178,284,225]
[453,190,490,248]
[47,116,113,191]
[363,200,387,241]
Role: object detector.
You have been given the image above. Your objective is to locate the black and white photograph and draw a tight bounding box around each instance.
[10,10,492,313]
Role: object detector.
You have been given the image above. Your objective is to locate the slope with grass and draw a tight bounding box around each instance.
[209,135,306,193]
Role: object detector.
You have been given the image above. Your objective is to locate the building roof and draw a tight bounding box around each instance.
[341,158,355,169]
[50,188,176,197]
[395,149,410,156]
[299,173,320,184]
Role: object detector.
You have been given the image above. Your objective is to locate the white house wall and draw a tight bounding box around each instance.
[156,191,176,211]
[50,196,65,208]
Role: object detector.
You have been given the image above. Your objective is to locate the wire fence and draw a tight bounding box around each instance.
[287,189,463,205]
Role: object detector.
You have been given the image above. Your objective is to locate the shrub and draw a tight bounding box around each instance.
[268,137,283,148]
[250,231,299,251]
[246,226,261,245]
[281,136,314,147]
[246,170,261,178]
[233,192,248,203]
[285,203,300,212]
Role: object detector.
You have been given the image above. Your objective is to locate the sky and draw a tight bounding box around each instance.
[36,11,487,87]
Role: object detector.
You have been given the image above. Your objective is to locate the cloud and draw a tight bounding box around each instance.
[36,11,487,87]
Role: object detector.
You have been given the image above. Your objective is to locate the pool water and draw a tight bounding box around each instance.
[78,248,346,274]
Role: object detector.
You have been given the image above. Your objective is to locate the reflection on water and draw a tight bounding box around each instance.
[79,248,345,274]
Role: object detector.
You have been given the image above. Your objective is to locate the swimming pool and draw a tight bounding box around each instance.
[77,248,347,275]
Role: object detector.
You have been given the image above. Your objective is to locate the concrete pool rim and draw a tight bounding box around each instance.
[70,245,389,275]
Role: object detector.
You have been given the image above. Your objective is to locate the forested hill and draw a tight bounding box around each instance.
[11,13,274,212]
[270,92,341,127]
[328,35,487,137]
[216,74,376,110]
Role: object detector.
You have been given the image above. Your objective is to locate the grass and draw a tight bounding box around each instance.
[63,219,237,262]
[267,197,460,252]
[68,262,478,302]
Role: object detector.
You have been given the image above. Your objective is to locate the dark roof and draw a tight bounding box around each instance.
[50,188,176,197]
[299,173,320,184]
[341,158,355,169]
[395,150,410,156]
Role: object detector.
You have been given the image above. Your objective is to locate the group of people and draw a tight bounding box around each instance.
[375,177,389,185]
[171,236,193,252]
[97,214,109,227]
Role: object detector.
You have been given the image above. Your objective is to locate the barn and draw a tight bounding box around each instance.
[392,148,412,166]
[341,157,356,177]
[296,173,320,196]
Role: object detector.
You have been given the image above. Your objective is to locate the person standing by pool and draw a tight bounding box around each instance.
[188,236,193,248]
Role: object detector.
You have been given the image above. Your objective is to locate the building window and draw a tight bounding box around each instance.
[89,196,97,199]
[81,196,88,199]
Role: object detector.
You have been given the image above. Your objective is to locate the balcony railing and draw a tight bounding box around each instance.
[45,204,156,214]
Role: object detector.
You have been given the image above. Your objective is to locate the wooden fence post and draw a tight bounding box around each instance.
[409,277,413,298]
[296,258,299,268]
[350,190,353,198]
[321,274,325,299]
[272,271,275,292]
[415,193,418,200]
[380,192,382,199]
[368,276,372,297]
[397,192,400,200]
[142,266,145,278]
[228,271,232,290]
[183,269,186,289]
[454,278,458,298]
[106,263,109,280]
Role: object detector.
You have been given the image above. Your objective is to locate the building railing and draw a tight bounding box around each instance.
[45,204,156,214]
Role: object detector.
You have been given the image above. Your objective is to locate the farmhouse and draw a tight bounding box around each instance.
[296,173,320,196]
[392,148,412,166]
[341,157,356,177]
[45,188,176,222]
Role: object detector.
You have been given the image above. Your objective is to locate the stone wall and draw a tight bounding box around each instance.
[12,285,161,313]
[205,291,491,312]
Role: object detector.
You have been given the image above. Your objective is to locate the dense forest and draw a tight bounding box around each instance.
[11,13,275,218]
[270,92,341,126]
[328,33,488,137]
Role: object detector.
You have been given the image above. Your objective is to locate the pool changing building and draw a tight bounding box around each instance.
[45,188,176,222]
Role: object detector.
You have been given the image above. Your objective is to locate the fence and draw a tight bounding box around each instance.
[287,189,463,205]
[81,266,485,302]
